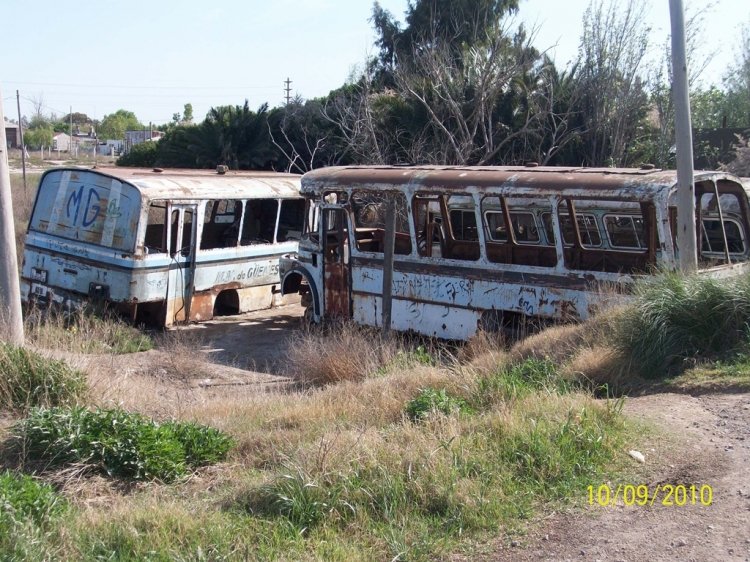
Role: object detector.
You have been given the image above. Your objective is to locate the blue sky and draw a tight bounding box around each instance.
[1,0,748,126]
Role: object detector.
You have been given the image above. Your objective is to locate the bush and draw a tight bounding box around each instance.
[116,141,158,167]
[16,407,234,482]
[405,387,472,421]
[0,471,66,528]
[615,272,750,376]
[0,343,88,414]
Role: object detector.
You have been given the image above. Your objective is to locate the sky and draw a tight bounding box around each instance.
[1,0,749,127]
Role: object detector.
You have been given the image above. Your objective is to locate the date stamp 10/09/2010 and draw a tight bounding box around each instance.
[588,484,713,507]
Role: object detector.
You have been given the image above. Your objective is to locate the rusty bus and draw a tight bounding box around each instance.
[21,167,303,326]
[279,165,750,340]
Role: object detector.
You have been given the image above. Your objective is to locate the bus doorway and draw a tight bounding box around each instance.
[165,204,197,324]
[322,207,351,319]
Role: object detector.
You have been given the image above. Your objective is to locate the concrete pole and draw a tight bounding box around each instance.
[670,0,697,272]
[0,89,25,345]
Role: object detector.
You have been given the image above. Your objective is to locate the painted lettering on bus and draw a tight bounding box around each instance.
[66,185,101,227]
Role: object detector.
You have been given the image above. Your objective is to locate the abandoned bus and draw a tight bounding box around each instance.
[21,167,304,326]
[279,165,750,340]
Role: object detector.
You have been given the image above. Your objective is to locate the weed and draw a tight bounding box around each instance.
[0,343,88,414]
[16,407,233,481]
[405,388,472,421]
[0,470,66,527]
[473,358,573,407]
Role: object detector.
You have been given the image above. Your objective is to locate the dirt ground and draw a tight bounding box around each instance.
[491,391,750,562]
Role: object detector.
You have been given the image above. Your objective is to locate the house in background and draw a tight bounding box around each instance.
[124,129,164,153]
[4,121,20,148]
[52,132,71,151]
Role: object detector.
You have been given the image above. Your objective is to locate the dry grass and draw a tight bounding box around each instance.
[10,172,40,266]
[284,322,403,385]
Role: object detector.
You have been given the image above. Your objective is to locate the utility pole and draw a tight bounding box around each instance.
[284,78,292,105]
[69,106,73,159]
[0,89,25,345]
[15,91,26,193]
[670,0,697,273]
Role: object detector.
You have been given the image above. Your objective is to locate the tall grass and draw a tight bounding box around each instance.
[24,306,153,354]
[614,272,750,376]
[0,343,88,414]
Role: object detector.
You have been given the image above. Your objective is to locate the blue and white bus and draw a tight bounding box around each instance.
[21,167,303,326]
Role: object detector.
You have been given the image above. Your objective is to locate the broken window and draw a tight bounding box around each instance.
[144,202,167,254]
[241,199,278,245]
[201,199,243,250]
[351,191,412,255]
[277,199,305,242]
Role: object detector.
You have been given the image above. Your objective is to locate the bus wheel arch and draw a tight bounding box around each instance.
[282,269,320,322]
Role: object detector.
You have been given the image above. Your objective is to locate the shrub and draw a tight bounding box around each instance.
[405,387,472,421]
[16,407,234,482]
[116,141,158,167]
[0,471,66,528]
[615,272,750,376]
[0,343,88,413]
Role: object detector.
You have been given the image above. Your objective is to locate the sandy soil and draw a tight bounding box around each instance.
[492,391,750,562]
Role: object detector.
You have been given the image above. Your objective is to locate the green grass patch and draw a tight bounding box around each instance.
[406,387,473,420]
[0,470,66,527]
[0,470,67,559]
[614,272,750,377]
[0,343,88,414]
[16,407,234,482]
[473,358,575,407]
[667,351,750,391]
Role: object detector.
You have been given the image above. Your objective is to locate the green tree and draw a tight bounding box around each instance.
[99,109,142,140]
[183,103,194,124]
[24,126,54,149]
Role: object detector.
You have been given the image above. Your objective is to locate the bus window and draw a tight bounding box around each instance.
[241,199,278,245]
[444,195,479,261]
[701,219,745,255]
[542,213,602,247]
[604,215,646,249]
[351,191,412,255]
[201,200,242,250]
[278,199,305,242]
[144,203,168,254]
[447,195,478,241]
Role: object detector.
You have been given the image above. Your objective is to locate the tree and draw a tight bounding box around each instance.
[575,0,650,166]
[183,103,194,124]
[155,101,276,170]
[98,109,142,140]
[23,126,54,149]
[723,20,750,127]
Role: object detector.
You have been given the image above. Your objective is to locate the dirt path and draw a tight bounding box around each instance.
[493,391,750,562]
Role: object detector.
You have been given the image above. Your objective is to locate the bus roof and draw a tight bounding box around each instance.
[46,167,301,201]
[301,165,742,199]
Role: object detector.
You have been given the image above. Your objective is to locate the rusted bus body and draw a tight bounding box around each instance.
[280,165,750,340]
[21,167,303,326]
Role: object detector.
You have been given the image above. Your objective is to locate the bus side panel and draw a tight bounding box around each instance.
[349,260,600,338]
